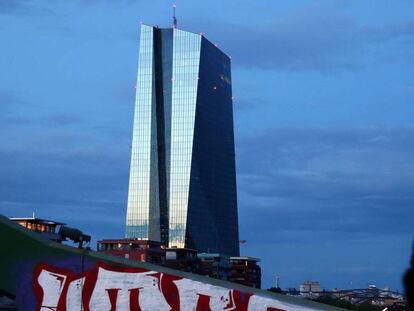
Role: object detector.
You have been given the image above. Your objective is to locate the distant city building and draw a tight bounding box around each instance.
[330,285,406,307]
[300,281,322,295]
[97,239,165,264]
[229,256,261,289]
[10,215,65,242]
[125,24,239,256]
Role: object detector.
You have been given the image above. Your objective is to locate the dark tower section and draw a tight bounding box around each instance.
[186,37,239,256]
[153,28,169,246]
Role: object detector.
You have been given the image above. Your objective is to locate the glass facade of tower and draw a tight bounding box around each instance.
[126,25,239,256]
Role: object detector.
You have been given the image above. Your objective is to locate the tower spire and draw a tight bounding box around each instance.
[172,4,177,28]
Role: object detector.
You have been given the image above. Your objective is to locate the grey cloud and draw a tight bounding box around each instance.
[0,143,129,237]
[1,114,83,127]
[236,126,414,239]
[0,91,33,124]
[73,0,140,7]
[0,101,130,223]
[190,12,414,72]
[0,0,138,16]
[361,21,414,41]
[0,0,23,14]
[0,89,87,128]
[0,0,52,16]
[42,114,84,126]
[0,90,29,109]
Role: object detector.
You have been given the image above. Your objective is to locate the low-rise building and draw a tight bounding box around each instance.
[10,215,65,242]
[229,256,261,289]
[97,239,165,264]
[164,247,199,273]
[97,239,263,289]
[198,253,231,281]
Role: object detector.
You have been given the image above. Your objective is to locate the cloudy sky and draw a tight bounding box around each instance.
[1,0,413,291]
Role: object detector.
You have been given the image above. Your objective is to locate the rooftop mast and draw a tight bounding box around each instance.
[173,4,177,28]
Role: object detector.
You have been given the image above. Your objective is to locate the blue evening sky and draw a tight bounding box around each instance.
[1,0,413,291]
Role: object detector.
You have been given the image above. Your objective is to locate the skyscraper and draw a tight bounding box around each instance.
[125,24,239,256]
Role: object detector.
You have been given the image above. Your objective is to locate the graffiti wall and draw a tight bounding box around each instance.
[0,217,334,311]
[33,262,315,311]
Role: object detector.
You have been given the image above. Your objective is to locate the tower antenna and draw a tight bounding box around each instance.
[172,4,177,28]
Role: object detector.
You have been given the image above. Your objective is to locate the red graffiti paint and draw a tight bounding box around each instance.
[196,294,212,311]
[129,288,141,311]
[33,262,289,311]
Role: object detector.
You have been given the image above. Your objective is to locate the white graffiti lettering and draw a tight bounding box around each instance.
[89,268,170,311]
[33,263,319,311]
[37,269,67,311]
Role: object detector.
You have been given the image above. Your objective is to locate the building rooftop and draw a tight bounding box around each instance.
[198,253,230,259]
[140,23,231,60]
[98,238,163,245]
[230,256,261,262]
[10,216,65,226]
[165,248,198,256]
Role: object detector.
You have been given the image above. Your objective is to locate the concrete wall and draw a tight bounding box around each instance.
[0,216,343,311]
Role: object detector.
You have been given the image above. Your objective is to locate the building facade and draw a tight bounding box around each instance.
[299,281,322,295]
[229,257,262,289]
[97,239,165,264]
[198,253,231,281]
[11,216,65,242]
[125,24,239,256]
